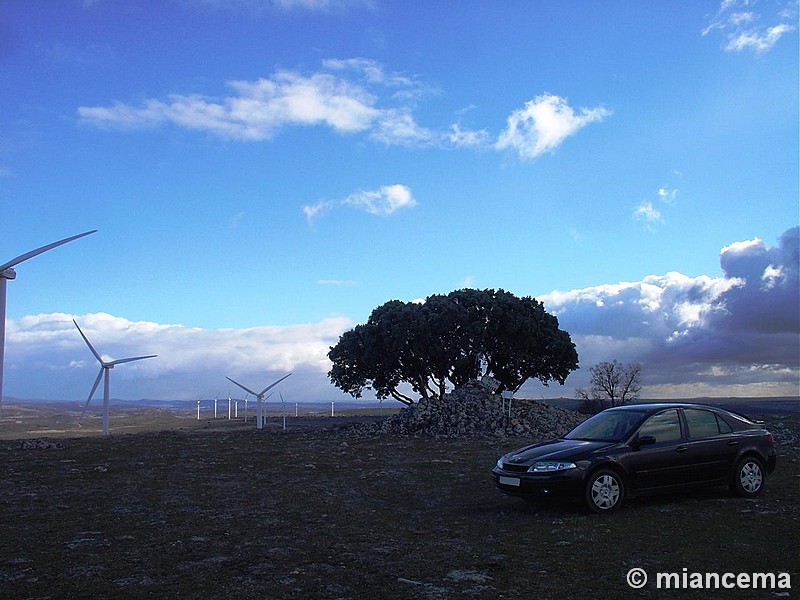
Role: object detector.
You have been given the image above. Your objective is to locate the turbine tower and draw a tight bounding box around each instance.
[226,373,291,429]
[74,319,156,436]
[0,230,96,414]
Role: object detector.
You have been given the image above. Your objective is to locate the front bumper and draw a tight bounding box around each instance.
[491,466,585,501]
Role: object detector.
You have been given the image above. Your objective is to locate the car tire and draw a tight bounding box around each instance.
[731,456,765,498]
[585,469,624,513]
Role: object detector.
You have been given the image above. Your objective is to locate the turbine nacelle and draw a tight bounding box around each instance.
[1,267,16,280]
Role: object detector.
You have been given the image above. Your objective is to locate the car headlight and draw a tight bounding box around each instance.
[496,456,506,469]
[528,461,577,473]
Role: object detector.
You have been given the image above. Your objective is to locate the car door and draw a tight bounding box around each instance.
[681,408,739,485]
[625,409,692,492]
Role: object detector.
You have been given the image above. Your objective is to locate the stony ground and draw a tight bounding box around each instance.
[0,405,797,599]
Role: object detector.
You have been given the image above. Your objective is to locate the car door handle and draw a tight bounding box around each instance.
[676,446,688,453]
[727,440,739,446]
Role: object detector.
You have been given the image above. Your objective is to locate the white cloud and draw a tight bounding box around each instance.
[370,109,435,146]
[537,227,799,397]
[703,0,796,54]
[632,185,679,229]
[184,0,372,12]
[318,279,359,286]
[495,93,611,160]
[657,187,678,204]
[79,60,607,160]
[344,184,416,215]
[303,184,417,223]
[79,62,422,143]
[446,124,491,148]
[725,23,794,53]
[632,200,663,228]
[5,312,353,401]
[5,231,797,402]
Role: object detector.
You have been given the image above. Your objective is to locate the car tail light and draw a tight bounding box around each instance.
[767,433,774,444]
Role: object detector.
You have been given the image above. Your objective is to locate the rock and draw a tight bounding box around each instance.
[347,382,586,439]
[20,439,62,450]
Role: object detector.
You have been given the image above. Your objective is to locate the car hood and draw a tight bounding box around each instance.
[503,438,613,464]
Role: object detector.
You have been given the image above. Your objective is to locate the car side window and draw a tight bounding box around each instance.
[638,409,682,443]
[685,409,722,438]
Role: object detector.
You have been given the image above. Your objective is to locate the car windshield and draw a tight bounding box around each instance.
[565,410,648,442]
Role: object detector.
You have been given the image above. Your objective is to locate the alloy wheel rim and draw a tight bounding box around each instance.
[740,462,763,493]
[591,474,620,509]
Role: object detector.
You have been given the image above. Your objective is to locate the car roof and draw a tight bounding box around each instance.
[606,402,723,412]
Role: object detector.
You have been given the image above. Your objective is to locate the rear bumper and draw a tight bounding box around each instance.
[766,450,777,474]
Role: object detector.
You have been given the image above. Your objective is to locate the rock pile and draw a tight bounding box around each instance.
[20,438,62,450]
[351,382,586,439]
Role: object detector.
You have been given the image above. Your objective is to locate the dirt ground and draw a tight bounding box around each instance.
[0,404,797,599]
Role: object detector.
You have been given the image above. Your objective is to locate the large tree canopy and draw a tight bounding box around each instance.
[328,288,579,405]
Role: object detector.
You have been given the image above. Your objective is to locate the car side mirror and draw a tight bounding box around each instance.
[634,435,656,449]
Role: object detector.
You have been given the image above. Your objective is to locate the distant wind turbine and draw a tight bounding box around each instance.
[226,373,291,429]
[0,230,96,415]
[74,319,156,436]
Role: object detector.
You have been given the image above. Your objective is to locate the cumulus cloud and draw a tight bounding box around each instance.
[78,60,608,158]
[78,62,423,144]
[5,230,797,402]
[702,0,796,54]
[534,226,799,398]
[495,93,611,160]
[302,184,417,223]
[4,312,353,401]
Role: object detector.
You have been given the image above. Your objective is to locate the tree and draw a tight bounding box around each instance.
[328,288,579,404]
[576,360,642,408]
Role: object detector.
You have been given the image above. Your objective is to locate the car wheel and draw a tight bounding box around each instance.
[585,469,624,513]
[731,457,765,498]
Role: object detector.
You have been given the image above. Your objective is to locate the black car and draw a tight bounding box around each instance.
[492,403,777,513]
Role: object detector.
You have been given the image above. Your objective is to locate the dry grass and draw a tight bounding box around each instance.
[0,405,797,599]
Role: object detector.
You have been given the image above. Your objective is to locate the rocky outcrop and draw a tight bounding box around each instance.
[351,382,586,439]
[20,438,62,450]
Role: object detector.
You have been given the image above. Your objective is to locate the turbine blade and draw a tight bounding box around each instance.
[0,230,96,272]
[259,372,292,396]
[80,367,104,419]
[73,320,105,365]
[225,376,259,398]
[108,355,157,366]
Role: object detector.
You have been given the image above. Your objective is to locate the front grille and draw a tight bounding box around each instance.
[501,462,529,473]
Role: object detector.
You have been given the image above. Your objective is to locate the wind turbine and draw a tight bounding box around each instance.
[226,373,291,429]
[0,230,96,414]
[74,319,156,436]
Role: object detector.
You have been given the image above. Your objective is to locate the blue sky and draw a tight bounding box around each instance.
[1,0,797,404]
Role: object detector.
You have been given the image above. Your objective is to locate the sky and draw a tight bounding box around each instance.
[0,0,797,405]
